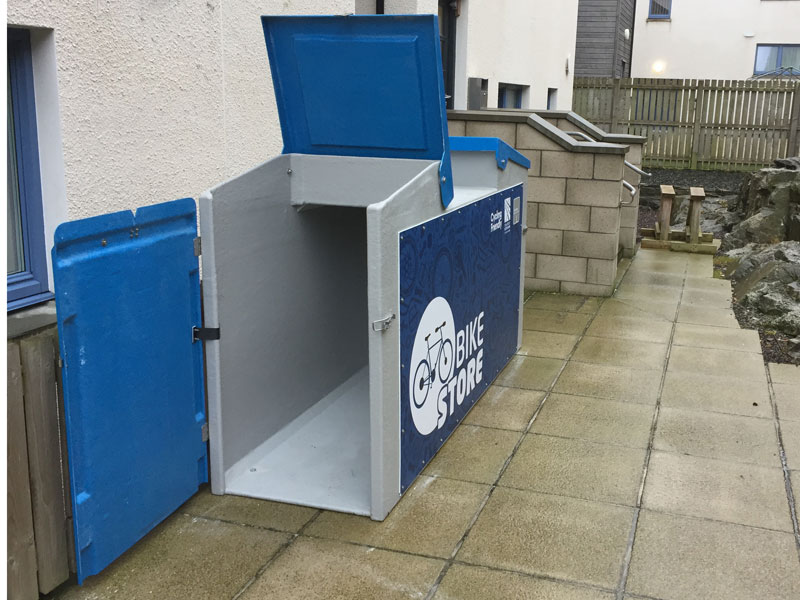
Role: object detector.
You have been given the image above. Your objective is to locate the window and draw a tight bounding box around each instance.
[498,83,527,109]
[7,29,51,310]
[754,44,800,75]
[547,88,559,110]
[648,0,671,19]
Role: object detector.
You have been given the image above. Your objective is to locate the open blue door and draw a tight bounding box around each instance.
[52,198,208,583]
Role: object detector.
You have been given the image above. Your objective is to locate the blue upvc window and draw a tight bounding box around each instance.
[754,44,800,75]
[7,28,52,311]
[649,0,671,19]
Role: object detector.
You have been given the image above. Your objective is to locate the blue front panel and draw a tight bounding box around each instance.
[52,198,208,583]
[400,185,524,491]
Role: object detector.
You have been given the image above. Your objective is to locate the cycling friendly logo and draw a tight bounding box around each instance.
[408,297,485,436]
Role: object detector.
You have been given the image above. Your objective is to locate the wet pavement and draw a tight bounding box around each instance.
[51,249,800,600]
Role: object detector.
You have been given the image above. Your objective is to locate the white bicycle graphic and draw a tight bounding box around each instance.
[412,321,454,409]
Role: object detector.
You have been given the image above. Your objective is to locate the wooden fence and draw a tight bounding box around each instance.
[573,78,800,171]
[8,327,74,599]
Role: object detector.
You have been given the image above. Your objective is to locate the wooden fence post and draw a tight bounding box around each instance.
[789,83,800,158]
[610,77,623,133]
[659,185,676,241]
[690,80,706,170]
[688,187,705,244]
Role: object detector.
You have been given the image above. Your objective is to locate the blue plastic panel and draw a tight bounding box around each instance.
[262,15,454,206]
[52,198,208,583]
[449,136,532,170]
[399,184,524,490]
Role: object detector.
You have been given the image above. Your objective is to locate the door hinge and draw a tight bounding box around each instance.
[371,313,396,332]
[201,423,209,443]
[194,237,202,256]
[192,326,220,343]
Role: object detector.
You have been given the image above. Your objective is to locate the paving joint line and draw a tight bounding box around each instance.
[764,363,800,562]
[614,258,688,600]
[230,509,322,600]
[424,292,608,600]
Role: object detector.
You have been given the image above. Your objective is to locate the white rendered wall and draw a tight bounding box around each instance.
[632,0,800,79]
[453,0,579,111]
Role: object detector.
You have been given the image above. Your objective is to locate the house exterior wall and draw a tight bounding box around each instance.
[454,0,579,111]
[575,0,636,78]
[631,0,800,79]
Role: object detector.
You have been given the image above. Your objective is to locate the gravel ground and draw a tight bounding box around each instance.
[642,168,747,194]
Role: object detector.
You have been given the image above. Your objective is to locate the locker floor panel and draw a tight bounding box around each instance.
[223,367,371,515]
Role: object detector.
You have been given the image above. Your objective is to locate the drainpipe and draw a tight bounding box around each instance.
[377,0,384,14]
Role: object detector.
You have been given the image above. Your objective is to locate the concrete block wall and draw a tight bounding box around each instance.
[448,114,628,296]
[620,143,644,258]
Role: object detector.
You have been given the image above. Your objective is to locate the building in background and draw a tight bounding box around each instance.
[7,0,580,314]
[631,0,800,79]
[574,0,636,78]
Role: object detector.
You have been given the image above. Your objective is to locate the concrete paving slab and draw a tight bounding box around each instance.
[680,288,733,309]
[597,298,676,321]
[464,386,545,431]
[239,537,443,600]
[423,424,520,485]
[779,420,800,469]
[643,451,792,531]
[668,346,768,382]
[523,309,593,334]
[434,564,614,600]
[672,323,761,353]
[181,487,317,532]
[654,407,780,467]
[684,276,732,291]
[615,283,682,304]
[585,315,673,344]
[632,250,688,266]
[621,270,686,288]
[573,336,668,371]
[532,393,654,448]
[770,362,800,385]
[773,383,800,421]
[554,362,661,404]
[500,434,646,505]
[660,371,772,419]
[458,487,633,589]
[495,355,564,391]
[526,294,602,314]
[627,511,800,600]
[685,255,713,278]
[53,514,290,600]
[676,305,740,328]
[305,476,488,558]
[519,330,580,359]
[627,260,687,274]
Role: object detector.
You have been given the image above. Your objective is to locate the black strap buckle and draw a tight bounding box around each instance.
[193,327,220,343]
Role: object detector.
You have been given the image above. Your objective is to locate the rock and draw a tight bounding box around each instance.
[774,157,800,170]
[731,241,800,336]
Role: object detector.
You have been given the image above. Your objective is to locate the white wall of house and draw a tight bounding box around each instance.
[453,0,579,111]
[632,0,800,79]
[7,0,580,294]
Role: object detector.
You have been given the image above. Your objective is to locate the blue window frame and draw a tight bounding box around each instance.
[649,0,671,19]
[7,28,52,311]
[754,44,800,75]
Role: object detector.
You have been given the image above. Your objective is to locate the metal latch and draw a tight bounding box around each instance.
[192,326,220,343]
[201,423,209,443]
[371,314,396,332]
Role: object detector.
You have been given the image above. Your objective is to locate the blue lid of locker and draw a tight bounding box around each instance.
[261,15,454,206]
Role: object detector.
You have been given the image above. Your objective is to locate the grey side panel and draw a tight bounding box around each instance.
[293,155,434,208]
[201,154,369,483]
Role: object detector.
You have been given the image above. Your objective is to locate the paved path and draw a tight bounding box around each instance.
[53,249,800,600]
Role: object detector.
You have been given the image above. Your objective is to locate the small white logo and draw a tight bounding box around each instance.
[503,197,511,233]
[409,297,485,436]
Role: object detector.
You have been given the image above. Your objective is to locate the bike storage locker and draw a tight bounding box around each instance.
[52,15,530,583]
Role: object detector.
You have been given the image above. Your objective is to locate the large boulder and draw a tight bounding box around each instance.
[721,165,800,252]
[732,242,800,336]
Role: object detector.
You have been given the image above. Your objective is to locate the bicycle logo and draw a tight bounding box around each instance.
[408,297,456,435]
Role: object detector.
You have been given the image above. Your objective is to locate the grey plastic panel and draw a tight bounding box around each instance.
[201,155,370,491]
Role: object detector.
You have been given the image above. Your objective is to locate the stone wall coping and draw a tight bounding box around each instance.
[448,109,644,153]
